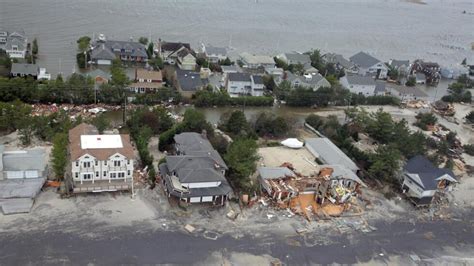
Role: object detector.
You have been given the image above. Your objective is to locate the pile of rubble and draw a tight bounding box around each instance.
[431,101,455,116]
[258,164,366,221]
[405,100,430,109]
[30,103,138,118]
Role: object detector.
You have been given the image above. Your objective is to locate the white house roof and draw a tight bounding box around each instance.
[80,135,123,149]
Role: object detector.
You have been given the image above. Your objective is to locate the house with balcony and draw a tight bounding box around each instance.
[225,72,265,97]
[67,123,135,193]
[0,29,28,59]
[159,132,232,205]
[129,68,163,93]
[402,155,457,206]
[349,51,388,79]
[90,40,148,65]
[202,44,227,63]
[276,71,331,91]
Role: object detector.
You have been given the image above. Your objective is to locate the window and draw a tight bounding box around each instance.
[110,172,117,179]
[83,174,92,180]
[128,170,131,176]
[95,161,98,166]
[118,172,125,178]
[75,161,79,167]
[96,172,99,177]
[83,162,91,168]
[75,172,78,178]
[104,161,107,166]
[114,161,121,167]
[103,171,107,177]
[127,160,130,165]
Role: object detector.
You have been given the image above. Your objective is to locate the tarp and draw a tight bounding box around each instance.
[281,138,303,149]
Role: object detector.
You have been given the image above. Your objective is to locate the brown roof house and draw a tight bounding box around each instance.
[129,68,163,93]
[67,123,135,193]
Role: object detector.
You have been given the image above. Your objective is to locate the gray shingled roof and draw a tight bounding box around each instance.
[205,45,227,56]
[228,72,251,82]
[323,53,355,69]
[160,163,232,197]
[252,75,264,85]
[404,155,456,190]
[174,132,227,169]
[258,167,295,180]
[375,81,386,94]
[10,63,38,76]
[166,156,226,183]
[1,146,46,171]
[176,70,205,91]
[284,53,311,65]
[305,138,359,172]
[350,51,382,68]
[286,72,327,86]
[91,40,148,60]
[345,74,376,86]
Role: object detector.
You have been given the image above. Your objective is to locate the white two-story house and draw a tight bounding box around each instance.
[0,29,28,59]
[68,123,135,193]
[225,72,265,97]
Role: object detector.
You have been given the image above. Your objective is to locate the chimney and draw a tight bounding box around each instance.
[201,129,207,139]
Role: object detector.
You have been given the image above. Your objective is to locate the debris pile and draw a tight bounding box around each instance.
[405,100,430,109]
[431,100,455,116]
[258,165,365,221]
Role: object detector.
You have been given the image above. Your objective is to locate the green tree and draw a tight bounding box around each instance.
[147,42,154,59]
[309,49,324,72]
[92,113,110,134]
[414,112,438,130]
[77,36,91,52]
[305,114,324,130]
[368,145,401,183]
[51,133,68,179]
[465,111,474,124]
[219,57,232,66]
[366,109,395,144]
[149,56,164,70]
[138,37,148,45]
[224,138,259,192]
[273,57,288,70]
[223,110,250,136]
[18,116,34,145]
[405,76,416,87]
[32,38,38,56]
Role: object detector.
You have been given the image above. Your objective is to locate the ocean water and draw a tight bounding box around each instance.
[0,0,473,76]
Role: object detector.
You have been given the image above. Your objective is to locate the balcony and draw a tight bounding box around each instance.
[73,179,131,193]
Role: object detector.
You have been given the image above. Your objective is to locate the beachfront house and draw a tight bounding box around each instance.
[225,72,265,97]
[202,44,227,63]
[410,60,441,85]
[10,63,39,79]
[0,145,47,214]
[322,53,357,73]
[239,52,275,69]
[340,74,378,96]
[90,40,148,65]
[385,84,429,102]
[402,155,457,206]
[0,29,28,59]
[277,71,331,91]
[68,123,135,193]
[349,51,388,79]
[129,68,163,93]
[159,132,232,205]
[157,40,196,70]
[174,69,208,98]
[277,52,311,66]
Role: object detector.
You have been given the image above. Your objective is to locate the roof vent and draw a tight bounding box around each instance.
[97,137,101,141]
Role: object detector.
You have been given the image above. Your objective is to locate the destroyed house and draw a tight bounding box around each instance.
[159,132,232,205]
[258,165,365,204]
[402,155,457,206]
[0,145,47,214]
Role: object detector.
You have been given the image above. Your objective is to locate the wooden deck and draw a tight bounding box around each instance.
[72,180,132,193]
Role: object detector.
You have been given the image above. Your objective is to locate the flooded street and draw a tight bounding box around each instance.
[1,0,473,77]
